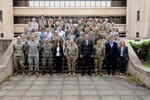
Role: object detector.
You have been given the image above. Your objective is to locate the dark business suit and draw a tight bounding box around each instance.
[80,39,93,75]
[105,42,118,75]
[54,47,64,73]
[119,46,128,74]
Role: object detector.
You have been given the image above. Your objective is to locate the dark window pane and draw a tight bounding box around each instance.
[0,11,2,22]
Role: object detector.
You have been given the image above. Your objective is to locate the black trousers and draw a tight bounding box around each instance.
[107,55,117,74]
[119,57,127,74]
[55,56,62,73]
[82,56,92,74]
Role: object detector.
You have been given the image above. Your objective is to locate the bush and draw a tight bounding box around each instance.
[129,40,150,61]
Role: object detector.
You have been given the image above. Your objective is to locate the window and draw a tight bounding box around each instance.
[0,11,2,22]
[1,33,4,38]
[60,1,65,7]
[40,1,44,7]
[81,1,85,7]
[96,1,101,7]
[91,1,95,7]
[101,1,106,7]
[136,32,139,37]
[55,1,59,7]
[45,1,50,7]
[76,1,80,7]
[14,0,127,7]
[86,1,90,7]
[70,1,75,7]
[65,1,70,7]
[137,10,140,21]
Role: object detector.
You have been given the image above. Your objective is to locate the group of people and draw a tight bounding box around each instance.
[13,15,129,76]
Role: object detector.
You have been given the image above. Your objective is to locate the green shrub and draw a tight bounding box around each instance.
[129,40,150,61]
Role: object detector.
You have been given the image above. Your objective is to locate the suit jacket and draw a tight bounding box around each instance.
[81,40,93,57]
[105,42,118,57]
[119,46,129,59]
[53,47,64,57]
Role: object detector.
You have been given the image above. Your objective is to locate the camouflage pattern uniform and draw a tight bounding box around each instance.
[13,41,25,72]
[94,44,105,75]
[65,44,78,72]
[42,43,54,74]
[27,41,39,72]
[76,35,84,55]
[39,19,47,30]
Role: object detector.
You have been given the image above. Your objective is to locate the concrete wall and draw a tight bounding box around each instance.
[0,39,14,83]
[13,7,126,16]
[125,40,150,88]
[126,0,150,38]
[0,0,14,38]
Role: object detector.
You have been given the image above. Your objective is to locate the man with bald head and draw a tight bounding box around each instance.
[13,36,25,76]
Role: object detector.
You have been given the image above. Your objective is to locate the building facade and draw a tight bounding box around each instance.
[0,0,150,38]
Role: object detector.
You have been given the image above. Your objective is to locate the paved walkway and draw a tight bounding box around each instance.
[0,74,150,100]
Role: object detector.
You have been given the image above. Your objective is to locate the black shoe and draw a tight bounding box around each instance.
[49,72,53,76]
[81,73,85,76]
[112,73,115,76]
[42,70,46,76]
[88,73,92,76]
[107,73,110,75]
[49,70,53,76]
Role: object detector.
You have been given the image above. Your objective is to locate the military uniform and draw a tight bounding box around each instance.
[104,23,111,31]
[39,20,47,30]
[65,44,78,72]
[94,31,101,42]
[86,21,94,27]
[13,41,25,73]
[76,35,84,55]
[53,35,62,45]
[66,34,76,41]
[94,44,105,75]
[42,43,53,75]
[21,33,29,43]
[27,41,39,73]
[110,31,119,37]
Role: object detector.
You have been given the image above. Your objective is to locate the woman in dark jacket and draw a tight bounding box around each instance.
[54,41,64,75]
[119,40,129,76]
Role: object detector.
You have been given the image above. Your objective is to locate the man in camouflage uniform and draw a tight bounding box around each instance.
[94,40,105,76]
[94,27,101,42]
[27,35,40,76]
[76,31,85,55]
[53,31,63,46]
[13,36,25,76]
[65,40,78,76]
[39,15,47,31]
[84,28,89,35]
[76,31,85,69]
[66,30,76,41]
[42,38,54,75]
[86,18,94,27]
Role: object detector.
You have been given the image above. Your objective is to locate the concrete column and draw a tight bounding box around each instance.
[126,0,150,38]
[0,0,14,38]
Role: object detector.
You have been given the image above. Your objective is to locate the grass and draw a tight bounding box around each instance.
[126,72,146,87]
[3,76,12,82]
[143,61,150,68]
